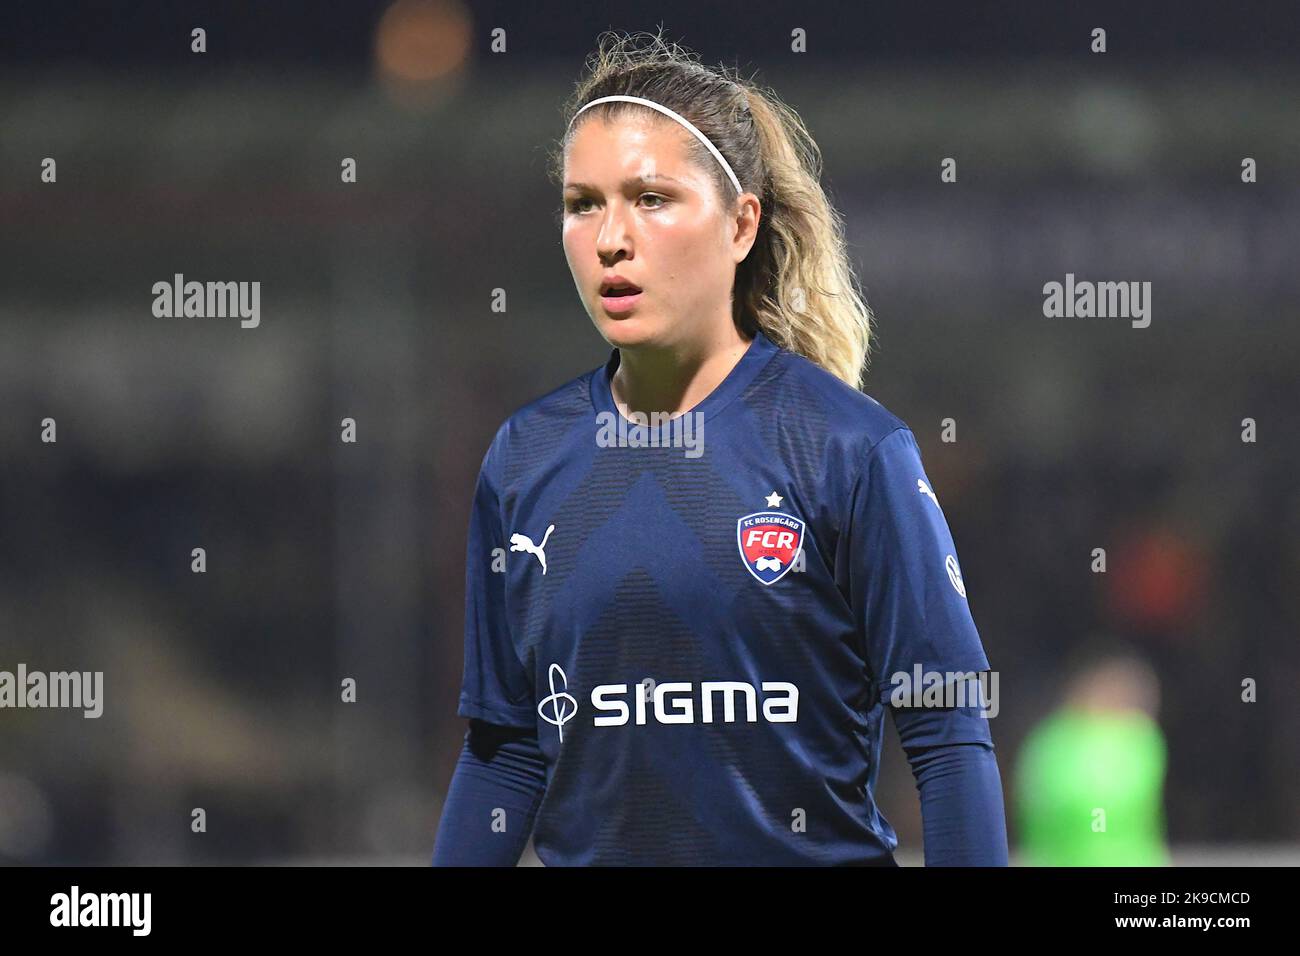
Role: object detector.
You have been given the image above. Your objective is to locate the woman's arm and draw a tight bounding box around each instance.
[844,427,1009,864]
[904,739,1009,866]
[431,719,548,866]
[437,427,545,865]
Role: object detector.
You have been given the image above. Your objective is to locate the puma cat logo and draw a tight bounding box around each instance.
[509,524,555,574]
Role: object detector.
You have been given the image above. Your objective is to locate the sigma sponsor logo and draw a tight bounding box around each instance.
[538,664,797,741]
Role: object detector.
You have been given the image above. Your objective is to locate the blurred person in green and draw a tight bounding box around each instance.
[1014,652,1170,865]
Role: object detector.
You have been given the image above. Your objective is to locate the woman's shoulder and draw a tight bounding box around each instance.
[770,345,913,455]
[481,363,605,461]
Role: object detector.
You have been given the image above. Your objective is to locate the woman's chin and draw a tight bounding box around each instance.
[595,314,660,349]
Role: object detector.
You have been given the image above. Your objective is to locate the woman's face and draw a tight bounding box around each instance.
[561,114,759,352]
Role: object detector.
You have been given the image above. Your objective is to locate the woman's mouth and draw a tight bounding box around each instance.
[599,284,643,314]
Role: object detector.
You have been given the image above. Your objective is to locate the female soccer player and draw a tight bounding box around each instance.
[433,32,1008,866]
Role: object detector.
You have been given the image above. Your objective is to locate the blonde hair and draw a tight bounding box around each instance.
[550,29,874,388]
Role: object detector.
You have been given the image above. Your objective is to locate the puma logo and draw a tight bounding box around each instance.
[917,478,940,510]
[509,524,555,574]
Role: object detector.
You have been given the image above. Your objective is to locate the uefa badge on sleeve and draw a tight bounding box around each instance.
[737,500,805,586]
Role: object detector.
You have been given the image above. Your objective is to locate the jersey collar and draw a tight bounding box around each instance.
[590,328,780,430]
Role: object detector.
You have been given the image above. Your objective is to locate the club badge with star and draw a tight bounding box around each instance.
[736,491,805,585]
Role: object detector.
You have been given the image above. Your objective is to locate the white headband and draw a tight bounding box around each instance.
[567,94,744,196]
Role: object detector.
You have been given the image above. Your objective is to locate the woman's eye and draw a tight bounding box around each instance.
[565,194,665,214]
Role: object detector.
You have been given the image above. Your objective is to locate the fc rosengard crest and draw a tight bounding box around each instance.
[737,505,805,586]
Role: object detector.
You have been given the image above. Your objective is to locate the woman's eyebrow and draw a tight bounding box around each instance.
[563,173,684,191]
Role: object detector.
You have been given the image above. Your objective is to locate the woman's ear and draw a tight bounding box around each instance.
[732,192,762,264]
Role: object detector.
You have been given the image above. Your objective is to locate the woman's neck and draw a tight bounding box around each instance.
[610,324,752,418]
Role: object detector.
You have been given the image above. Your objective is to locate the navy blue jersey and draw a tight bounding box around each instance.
[457,329,994,865]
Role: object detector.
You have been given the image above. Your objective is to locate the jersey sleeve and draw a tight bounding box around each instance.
[457,429,537,728]
[432,720,548,866]
[848,426,993,747]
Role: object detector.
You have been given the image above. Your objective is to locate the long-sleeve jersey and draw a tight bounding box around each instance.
[438,329,1007,865]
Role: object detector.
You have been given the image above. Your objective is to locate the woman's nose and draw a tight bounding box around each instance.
[596,203,632,260]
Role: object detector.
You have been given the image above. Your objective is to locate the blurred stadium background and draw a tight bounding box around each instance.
[1,0,1297,864]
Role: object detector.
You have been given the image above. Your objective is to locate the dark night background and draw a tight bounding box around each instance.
[0,0,1296,863]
